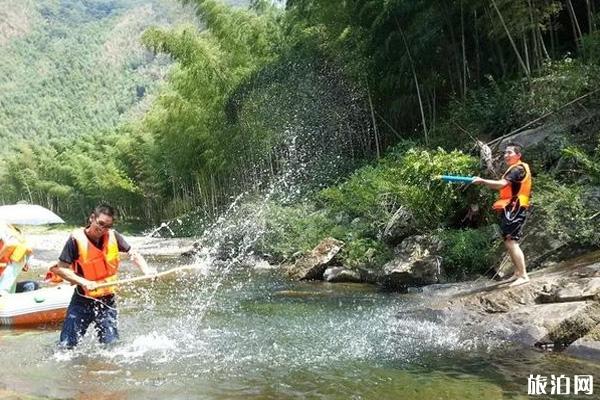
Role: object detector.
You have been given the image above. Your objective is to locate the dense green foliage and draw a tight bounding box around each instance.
[254,146,489,271]
[284,0,585,140]
[535,177,600,247]
[431,58,600,146]
[2,0,377,222]
[563,144,600,184]
[2,0,600,278]
[438,226,497,279]
[320,147,479,230]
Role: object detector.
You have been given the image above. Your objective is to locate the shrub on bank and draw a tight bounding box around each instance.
[254,202,341,261]
[256,145,483,270]
[516,59,600,119]
[438,226,498,280]
[562,144,600,185]
[338,238,393,271]
[255,134,600,277]
[319,146,480,235]
[534,174,600,247]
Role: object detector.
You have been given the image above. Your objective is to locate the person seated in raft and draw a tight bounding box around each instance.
[472,142,532,287]
[0,221,39,295]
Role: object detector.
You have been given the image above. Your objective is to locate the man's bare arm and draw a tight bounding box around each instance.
[472,177,509,190]
[127,249,156,275]
[50,261,97,290]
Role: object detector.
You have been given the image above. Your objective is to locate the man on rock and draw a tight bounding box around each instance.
[473,142,532,287]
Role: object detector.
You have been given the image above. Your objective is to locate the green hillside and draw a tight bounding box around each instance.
[0,0,196,147]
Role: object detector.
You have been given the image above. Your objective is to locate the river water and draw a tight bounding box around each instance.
[1,234,598,399]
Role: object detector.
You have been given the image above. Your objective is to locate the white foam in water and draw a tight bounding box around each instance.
[100,332,178,364]
[52,332,178,365]
[52,348,79,362]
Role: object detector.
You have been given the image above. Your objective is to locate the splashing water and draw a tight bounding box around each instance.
[6,239,600,399]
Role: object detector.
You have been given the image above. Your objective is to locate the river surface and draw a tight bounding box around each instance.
[1,233,598,399]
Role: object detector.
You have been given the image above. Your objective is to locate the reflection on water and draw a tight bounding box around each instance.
[1,259,599,400]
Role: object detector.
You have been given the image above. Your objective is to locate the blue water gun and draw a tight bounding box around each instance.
[438,175,475,184]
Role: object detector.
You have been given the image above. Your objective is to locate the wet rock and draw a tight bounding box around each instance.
[381,206,415,244]
[286,237,344,280]
[420,252,600,360]
[499,302,594,348]
[583,278,600,297]
[537,277,600,303]
[535,302,600,351]
[475,282,539,313]
[565,338,600,360]
[380,235,443,289]
[357,268,380,284]
[381,256,442,288]
[323,266,361,283]
[480,296,511,313]
[572,263,600,278]
[253,259,277,272]
[565,324,600,360]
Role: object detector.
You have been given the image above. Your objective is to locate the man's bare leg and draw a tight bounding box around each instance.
[504,238,529,286]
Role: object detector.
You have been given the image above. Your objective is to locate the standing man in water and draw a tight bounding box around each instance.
[473,142,532,287]
[50,204,156,348]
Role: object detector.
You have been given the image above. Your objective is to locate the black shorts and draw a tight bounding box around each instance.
[499,205,528,241]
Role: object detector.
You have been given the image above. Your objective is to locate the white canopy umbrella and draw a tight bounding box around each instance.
[0,204,65,225]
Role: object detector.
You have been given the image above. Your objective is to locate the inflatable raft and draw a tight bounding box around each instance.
[0,284,74,327]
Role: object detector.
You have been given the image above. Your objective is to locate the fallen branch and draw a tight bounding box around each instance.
[587,211,600,221]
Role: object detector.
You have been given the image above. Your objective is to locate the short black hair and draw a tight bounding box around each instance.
[505,141,523,155]
[92,203,116,219]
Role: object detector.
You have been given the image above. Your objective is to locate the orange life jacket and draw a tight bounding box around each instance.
[0,224,32,276]
[72,228,120,297]
[492,161,532,211]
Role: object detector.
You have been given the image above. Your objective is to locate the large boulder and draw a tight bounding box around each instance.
[535,302,600,350]
[286,238,344,280]
[380,235,443,289]
[494,301,599,349]
[380,206,415,244]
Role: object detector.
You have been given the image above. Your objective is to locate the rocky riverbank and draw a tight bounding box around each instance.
[283,237,600,361]
[418,250,600,361]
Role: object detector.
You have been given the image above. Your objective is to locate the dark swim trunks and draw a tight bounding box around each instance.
[499,203,528,241]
